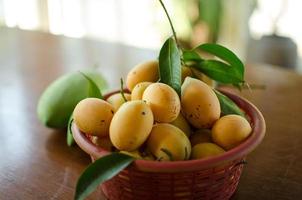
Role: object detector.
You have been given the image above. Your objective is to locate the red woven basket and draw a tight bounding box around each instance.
[72,90,266,200]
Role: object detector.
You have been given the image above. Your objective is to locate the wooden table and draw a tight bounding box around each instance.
[0,28,301,200]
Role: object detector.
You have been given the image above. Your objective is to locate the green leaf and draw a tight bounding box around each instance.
[74,153,134,200]
[192,60,242,84]
[196,43,244,79]
[79,71,103,99]
[214,90,245,117]
[182,50,203,62]
[67,114,74,146]
[182,43,245,85]
[83,69,108,93]
[159,37,182,95]
[160,148,174,161]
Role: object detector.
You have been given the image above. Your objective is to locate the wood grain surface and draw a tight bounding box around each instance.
[0,27,301,200]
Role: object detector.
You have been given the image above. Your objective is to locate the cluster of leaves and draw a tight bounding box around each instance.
[159,36,245,116]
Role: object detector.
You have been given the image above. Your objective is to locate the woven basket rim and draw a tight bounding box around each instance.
[72,89,266,172]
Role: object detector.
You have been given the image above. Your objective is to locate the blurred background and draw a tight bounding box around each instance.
[0,0,301,72]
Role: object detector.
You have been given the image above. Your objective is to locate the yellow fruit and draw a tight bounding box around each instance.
[212,115,252,150]
[190,129,212,146]
[140,149,156,161]
[147,124,191,161]
[106,93,131,112]
[91,136,114,151]
[181,66,193,83]
[181,77,220,128]
[142,155,155,161]
[143,83,180,123]
[73,98,114,137]
[126,60,159,91]
[131,82,152,100]
[109,100,153,151]
[170,113,191,137]
[120,150,142,159]
[120,150,156,160]
[191,143,225,159]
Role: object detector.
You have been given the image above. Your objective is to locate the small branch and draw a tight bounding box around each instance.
[243,82,266,90]
[120,78,127,102]
[160,148,173,161]
[218,82,266,90]
[158,0,179,47]
[245,82,252,93]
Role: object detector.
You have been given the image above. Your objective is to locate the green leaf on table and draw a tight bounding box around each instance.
[67,114,74,146]
[74,153,134,200]
[79,71,103,99]
[214,90,245,117]
[159,37,182,95]
[191,60,243,84]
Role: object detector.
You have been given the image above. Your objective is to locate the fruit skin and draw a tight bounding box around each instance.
[181,77,220,128]
[212,114,252,150]
[109,100,153,151]
[120,150,155,160]
[120,150,142,159]
[126,60,159,91]
[106,93,131,112]
[146,124,191,161]
[191,143,225,159]
[190,129,212,147]
[142,155,155,161]
[73,98,114,137]
[170,113,191,137]
[37,70,107,128]
[91,136,114,151]
[142,83,180,123]
[131,82,152,100]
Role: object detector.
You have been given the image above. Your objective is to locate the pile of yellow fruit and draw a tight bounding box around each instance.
[73,60,252,161]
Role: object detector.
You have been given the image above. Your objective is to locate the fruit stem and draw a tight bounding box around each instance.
[120,78,128,102]
[158,0,179,48]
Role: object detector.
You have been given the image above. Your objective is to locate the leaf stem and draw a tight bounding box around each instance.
[160,148,174,161]
[120,78,127,102]
[158,0,179,47]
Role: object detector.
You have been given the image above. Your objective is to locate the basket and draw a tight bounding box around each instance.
[72,90,266,200]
